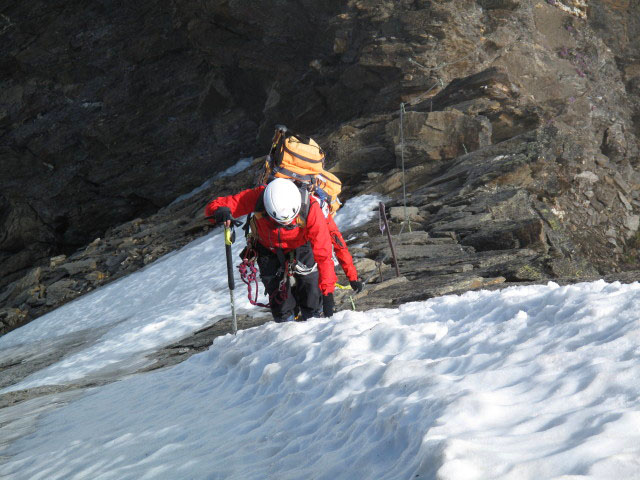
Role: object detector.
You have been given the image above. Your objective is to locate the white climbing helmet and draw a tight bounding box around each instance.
[264,178,302,225]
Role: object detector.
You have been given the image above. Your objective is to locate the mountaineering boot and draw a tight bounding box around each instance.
[275,314,295,323]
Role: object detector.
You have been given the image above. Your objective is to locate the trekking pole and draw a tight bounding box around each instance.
[224,225,238,335]
[379,202,401,277]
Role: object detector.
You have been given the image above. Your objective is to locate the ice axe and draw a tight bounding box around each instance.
[224,223,238,335]
[205,213,242,335]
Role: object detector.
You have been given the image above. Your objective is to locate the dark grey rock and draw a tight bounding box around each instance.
[2,0,640,336]
[386,110,492,167]
[61,259,98,276]
[45,279,77,307]
[460,219,547,252]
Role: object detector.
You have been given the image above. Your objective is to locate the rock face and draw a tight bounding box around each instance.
[386,110,492,166]
[2,0,640,334]
[0,0,374,284]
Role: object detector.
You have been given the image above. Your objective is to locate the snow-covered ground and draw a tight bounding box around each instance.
[2,194,640,479]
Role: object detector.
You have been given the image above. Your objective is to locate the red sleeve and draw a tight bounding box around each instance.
[204,186,265,221]
[305,199,337,295]
[327,215,358,282]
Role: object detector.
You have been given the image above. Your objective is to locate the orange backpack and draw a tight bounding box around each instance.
[261,126,325,184]
[315,170,342,216]
[259,125,343,216]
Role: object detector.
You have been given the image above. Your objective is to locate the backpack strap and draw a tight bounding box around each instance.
[282,141,324,165]
[255,191,266,212]
[299,188,310,221]
[272,165,317,184]
[242,191,266,242]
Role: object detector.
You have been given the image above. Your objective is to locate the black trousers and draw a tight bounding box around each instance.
[257,242,323,322]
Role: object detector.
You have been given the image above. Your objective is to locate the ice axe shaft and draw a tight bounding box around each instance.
[224,226,238,335]
[379,202,401,277]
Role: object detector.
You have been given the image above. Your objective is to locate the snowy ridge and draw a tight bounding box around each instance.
[2,194,640,479]
[2,280,640,479]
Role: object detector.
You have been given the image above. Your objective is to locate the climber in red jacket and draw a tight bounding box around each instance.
[325,214,363,293]
[205,178,337,322]
[311,195,363,293]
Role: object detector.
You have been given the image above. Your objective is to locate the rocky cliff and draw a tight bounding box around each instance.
[2,0,640,334]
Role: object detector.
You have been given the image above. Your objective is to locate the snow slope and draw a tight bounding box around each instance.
[2,195,640,479]
[0,194,383,393]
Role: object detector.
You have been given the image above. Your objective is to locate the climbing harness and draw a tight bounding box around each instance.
[237,255,290,309]
[293,262,317,276]
[237,245,304,309]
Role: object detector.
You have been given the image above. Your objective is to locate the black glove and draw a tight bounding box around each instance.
[213,207,232,224]
[349,279,364,294]
[322,293,334,318]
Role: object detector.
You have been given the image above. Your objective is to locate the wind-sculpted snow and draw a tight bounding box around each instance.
[2,280,640,479]
[0,194,384,394]
[0,229,252,393]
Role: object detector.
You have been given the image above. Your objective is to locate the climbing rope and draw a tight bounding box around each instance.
[237,249,289,309]
[238,256,270,308]
[399,102,412,233]
[368,101,429,284]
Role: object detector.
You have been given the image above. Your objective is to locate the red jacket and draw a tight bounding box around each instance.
[326,215,358,282]
[205,186,337,295]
